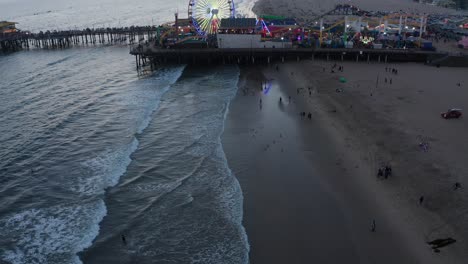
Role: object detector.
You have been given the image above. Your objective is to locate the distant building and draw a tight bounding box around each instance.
[217,18,260,48]
[0,21,18,34]
[433,0,457,8]
[218,18,258,35]
[216,18,292,49]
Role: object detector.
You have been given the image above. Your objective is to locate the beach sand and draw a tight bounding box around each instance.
[222,60,468,263]
[253,0,467,21]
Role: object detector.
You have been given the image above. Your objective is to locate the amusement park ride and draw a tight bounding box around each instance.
[160,1,430,49]
[188,0,236,35]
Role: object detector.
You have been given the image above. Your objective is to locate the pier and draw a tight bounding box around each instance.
[130,45,448,68]
[0,26,159,52]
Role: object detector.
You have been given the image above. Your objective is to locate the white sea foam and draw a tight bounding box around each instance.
[74,138,139,196]
[8,66,187,264]
[220,67,250,262]
[193,66,250,263]
[73,66,185,196]
[0,200,106,264]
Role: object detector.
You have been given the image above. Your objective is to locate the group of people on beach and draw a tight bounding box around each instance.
[385,66,399,75]
[384,77,393,85]
[299,111,312,119]
[331,63,344,73]
[384,66,399,85]
[296,87,314,97]
[377,165,392,179]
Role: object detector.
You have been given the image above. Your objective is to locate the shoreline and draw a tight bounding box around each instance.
[222,66,363,263]
[222,59,468,263]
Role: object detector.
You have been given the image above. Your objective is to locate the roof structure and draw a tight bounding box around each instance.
[0,21,18,33]
[219,18,257,29]
[0,21,17,28]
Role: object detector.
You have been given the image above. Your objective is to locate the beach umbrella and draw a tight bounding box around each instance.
[339,77,347,83]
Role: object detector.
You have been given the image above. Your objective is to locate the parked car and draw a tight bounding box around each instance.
[441,108,462,119]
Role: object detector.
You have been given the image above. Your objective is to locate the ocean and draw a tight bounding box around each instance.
[0,0,255,263]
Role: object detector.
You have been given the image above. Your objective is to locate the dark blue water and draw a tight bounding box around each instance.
[0,46,248,263]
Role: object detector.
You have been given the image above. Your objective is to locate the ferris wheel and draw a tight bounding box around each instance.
[188,0,236,35]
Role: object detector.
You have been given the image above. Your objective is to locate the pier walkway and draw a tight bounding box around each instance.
[0,26,158,52]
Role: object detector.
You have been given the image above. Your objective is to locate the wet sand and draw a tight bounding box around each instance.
[222,68,361,263]
[222,61,468,263]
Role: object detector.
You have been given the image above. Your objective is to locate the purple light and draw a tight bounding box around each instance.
[263,81,272,95]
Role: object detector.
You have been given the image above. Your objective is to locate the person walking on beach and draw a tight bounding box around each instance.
[377,168,383,178]
[371,220,376,232]
[308,112,312,119]
[121,234,127,245]
[384,166,392,179]
[389,78,392,85]
[279,97,282,103]
[289,95,291,102]
[419,196,424,205]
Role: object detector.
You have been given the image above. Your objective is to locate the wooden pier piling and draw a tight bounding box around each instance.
[129,47,443,67]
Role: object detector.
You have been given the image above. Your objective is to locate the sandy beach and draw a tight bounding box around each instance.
[253,0,467,21]
[222,59,468,263]
[220,0,468,262]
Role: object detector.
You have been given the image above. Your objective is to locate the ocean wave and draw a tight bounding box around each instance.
[140,66,249,263]
[0,60,186,264]
[215,66,250,263]
[82,66,250,263]
[70,66,186,197]
[73,138,139,196]
[0,200,106,264]
[46,55,73,67]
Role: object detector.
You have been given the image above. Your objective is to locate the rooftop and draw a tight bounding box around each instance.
[219,18,257,29]
[0,21,17,28]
